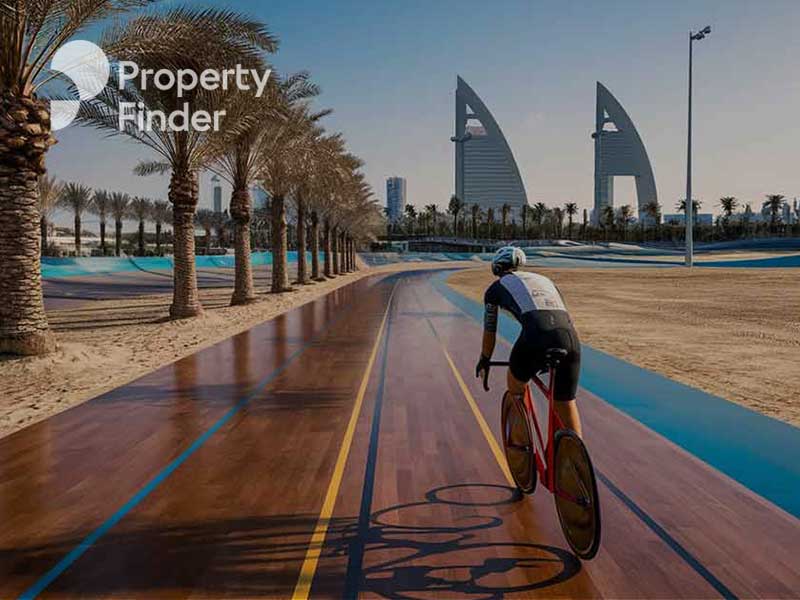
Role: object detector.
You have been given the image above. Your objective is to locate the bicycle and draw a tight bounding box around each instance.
[481,348,601,560]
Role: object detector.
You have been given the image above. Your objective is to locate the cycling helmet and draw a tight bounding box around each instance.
[491,246,526,276]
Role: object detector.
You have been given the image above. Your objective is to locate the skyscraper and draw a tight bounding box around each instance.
[212,175,223,213]
[386,177,407,223]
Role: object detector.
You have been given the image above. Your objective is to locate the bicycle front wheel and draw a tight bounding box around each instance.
[553,430,601,559]
[501,392,536,494]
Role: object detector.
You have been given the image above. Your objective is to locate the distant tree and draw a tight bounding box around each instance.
[642,201,662,240]
[762,194,785,234]
[58,183,92,255]
[582,208,588,240]
[520,205,530,239]
[90,190,111,255]
[151,201,171,255]
[404,204,417,235]
[470,204,482,239]
[616,205,634,241]
[109,192,131,257]
[601,205,615,241]
[425,204,438,235]
[486,207,495,239]
[500,203,511,239]
[532,202,547,239]
[38,176,63,255]
[677,198,702,223]
[448,195,464,236]
[195,209,216,254]
[564,202,578,240]
[129,197,152,256]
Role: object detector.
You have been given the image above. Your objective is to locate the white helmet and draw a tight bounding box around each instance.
[492,246,526,276]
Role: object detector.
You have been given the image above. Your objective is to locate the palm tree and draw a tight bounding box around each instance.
[38,175,63,256]
[564,202,578,240]
[601,205,615,241]
[677,198,702,223]
[616,205,634,241]
[109,192,130,257]
[642,201,662,240]
[402,204,415,236]
[128,197,152,256]
[762,194,785,234]
[520,205,530,240]
[208,72,317,301]
[425,204,438,236]
[470,204,482,239]
[195,209,216,255]
[719,196,738,219]
[532,202,547,239]
[448,195,464,237]
[151,200,171,256]
[486,207,495,239]
[58,182,92,255]
[1,0,152,355]
[551,207,564,238]
[90,190,111,255]
[501,203,511,239]
[77,8,277,318]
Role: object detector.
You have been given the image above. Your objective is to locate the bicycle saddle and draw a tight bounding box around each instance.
[544,348,568,367]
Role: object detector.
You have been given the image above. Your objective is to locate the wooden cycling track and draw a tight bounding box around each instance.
[1,269,798,598]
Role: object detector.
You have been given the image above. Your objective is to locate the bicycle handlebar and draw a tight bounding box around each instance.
[481,361,509,391]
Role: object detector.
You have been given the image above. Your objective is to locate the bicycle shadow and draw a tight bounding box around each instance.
[327,483,582,598]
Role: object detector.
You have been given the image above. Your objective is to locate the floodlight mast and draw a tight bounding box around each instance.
[685,25,711,267]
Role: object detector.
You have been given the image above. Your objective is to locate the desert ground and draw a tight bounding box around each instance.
[0,261,468,439]
[448,267,800,427]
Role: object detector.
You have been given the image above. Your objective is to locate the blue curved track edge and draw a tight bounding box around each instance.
[432,271,800,519]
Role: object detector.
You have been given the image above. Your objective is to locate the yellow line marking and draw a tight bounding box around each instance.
[439,345,515,487]
[291,283,396,600]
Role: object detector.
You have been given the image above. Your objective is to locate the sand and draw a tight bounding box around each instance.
[448,267,800,427]
[0,261,469,439]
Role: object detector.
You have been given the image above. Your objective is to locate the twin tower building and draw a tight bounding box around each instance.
[452,76,658,224]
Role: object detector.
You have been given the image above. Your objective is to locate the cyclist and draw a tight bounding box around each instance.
[475,246,583,436]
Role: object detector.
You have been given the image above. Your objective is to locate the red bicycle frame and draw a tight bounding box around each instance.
[489,361,585,506]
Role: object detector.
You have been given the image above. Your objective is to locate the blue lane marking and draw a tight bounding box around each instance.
[597,472,737,599]
[431,271,800,519]
[343,284,395,599]
[19,283,388,600]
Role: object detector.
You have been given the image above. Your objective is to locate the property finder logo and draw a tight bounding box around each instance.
[49,40,271,132]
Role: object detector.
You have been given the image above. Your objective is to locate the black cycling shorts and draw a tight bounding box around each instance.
[509,313,581,402]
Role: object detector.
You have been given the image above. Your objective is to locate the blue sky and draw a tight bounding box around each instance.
[48,0,800,226]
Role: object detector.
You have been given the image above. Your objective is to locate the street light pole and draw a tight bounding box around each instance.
[686,25,711,267]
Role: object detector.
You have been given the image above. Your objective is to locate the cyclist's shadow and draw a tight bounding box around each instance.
[330,483,581,599]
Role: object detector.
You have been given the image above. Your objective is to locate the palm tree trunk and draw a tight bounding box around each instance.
[270,193,289,293]
[169,170,202,318]
[138,220,145,256]
[74,214,81,255]
[230,187,255,305]
[323,218,332,277]
[155,222,162,255]
[115,220,122,256]
[295,195,308,284]
[339,230,346,273]
[310,210,321,280]
[332,224,340,275]
[40,216,48,256]
[100,221,106,255]
[0,169,55,355]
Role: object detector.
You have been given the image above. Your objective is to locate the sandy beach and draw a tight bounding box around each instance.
[448,267,800,427]
[0,262,468,439]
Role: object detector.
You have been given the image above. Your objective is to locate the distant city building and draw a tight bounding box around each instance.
[663,213,713,226]
[251,185,269,210]
[386,177,407,222]
[593,82,657,225]
[212,175,223,213]
[452,76,527,211]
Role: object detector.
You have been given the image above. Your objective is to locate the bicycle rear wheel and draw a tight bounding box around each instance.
[501,392,536,494]
[553,430,601,559]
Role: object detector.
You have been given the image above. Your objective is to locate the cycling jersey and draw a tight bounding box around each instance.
[483,271,581,401]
